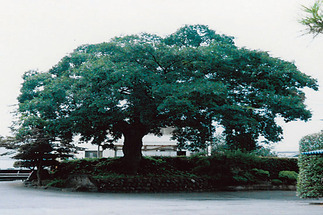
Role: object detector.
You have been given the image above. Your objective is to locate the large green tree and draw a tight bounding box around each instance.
[17,25,317,173]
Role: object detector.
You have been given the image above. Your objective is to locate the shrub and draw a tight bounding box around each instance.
[297,130,323,198]
[191,157,211,174]
[251,168,270,181]
[231,169,270,185]
[53,157,122,178]
[50,151,299,189]
[138,157,178,175]
[46,179,66,188]
[232,170,257,184]
[224,150,261,169]
[256,157,298,178]
[271,179,283,185]
[278,171,298,184]
[233,175,250,184]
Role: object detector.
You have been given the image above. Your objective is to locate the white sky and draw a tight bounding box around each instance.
[0,0,322,152]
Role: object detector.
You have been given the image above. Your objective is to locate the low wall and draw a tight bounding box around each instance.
[96,177,219,192]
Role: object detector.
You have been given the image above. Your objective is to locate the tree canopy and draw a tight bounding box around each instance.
[16,25,317,173]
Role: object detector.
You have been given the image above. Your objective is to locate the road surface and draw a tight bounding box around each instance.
[0,181,321,215]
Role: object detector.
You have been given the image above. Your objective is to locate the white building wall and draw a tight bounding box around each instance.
[73,128,187,159]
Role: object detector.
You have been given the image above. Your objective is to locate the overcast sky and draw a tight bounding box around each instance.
[0,0,322,151]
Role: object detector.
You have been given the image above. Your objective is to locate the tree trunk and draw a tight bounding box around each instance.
[121,124,147,175]
[36,161,42,186]
[97,144,101,158]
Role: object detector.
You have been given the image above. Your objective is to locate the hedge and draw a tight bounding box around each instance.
[51,151,298,191]
[297,130,323,198]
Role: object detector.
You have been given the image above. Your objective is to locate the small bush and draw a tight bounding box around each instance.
[46,179,66,188]
[230,169,270,185]
[271,179,283,185]
[138,157,178,175]
[251,168,270,181]
[233,175,249,184]
[278,171,298,184]
[191,157,211,174]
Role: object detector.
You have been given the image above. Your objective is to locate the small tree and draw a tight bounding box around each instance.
[297,130,323,198]
[10,125,73,186]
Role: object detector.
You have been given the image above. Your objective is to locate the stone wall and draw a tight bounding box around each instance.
[96,177,219,192]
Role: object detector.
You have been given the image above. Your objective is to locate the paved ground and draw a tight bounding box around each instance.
[0,181,322,215]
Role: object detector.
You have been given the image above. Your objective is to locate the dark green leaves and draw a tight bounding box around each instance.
[16,25,318,151]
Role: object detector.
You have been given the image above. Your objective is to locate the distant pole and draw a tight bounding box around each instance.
[97,144,101,158]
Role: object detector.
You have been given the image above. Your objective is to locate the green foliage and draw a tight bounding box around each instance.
[138,157,175,175]
[297,130,323,198]
[53,158,116,178]
[232,175,250,184]
[51,153,298,188]
[271,179,283,185]
[251,146,278,157]
[257,157,299,178]
[299,130,323,152]
[12,127,67,170]
[278,171,298,184]
[231,169,270,185]
[46,179,67,188]
[300,0,323,36]
[17,25,318,158]
[54,157,184,178]
[251,168,270,181]
[190,151,297,185]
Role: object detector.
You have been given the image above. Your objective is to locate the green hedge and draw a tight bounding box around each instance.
[297,130,323,198]
[188,151,298,185]
[53,151,298,188]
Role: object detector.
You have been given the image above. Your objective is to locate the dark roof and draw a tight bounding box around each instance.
[301,149,323,155]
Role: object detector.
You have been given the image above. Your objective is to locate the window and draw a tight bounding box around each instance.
[85,151,101,158]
